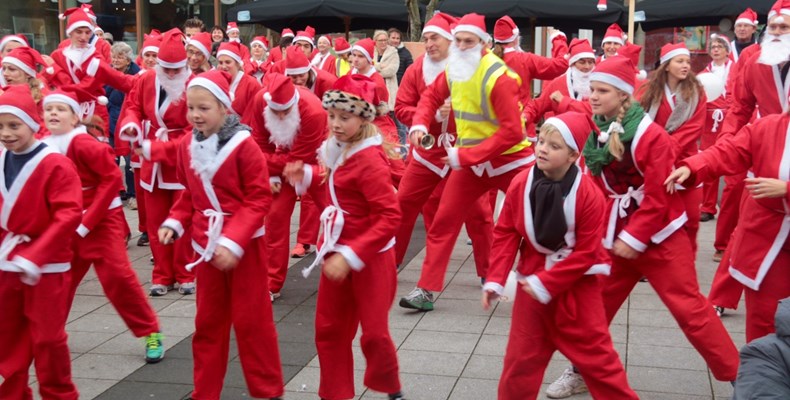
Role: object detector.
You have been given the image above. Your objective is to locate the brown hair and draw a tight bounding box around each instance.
[183,18,205,32]
[639,60,702,111]
[28,78,43,103]
[492,43,505,59]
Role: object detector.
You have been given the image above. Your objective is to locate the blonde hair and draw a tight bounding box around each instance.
[538,123,579,155]
[373,30,389,42]
[29,78,43,103]
[607,94,633,160]
[321,121,402,180]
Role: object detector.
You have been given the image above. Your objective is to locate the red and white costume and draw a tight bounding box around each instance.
[698,58,732,217]
[312,50,336,73]
[730,8,759,63]
[681,112,790,341]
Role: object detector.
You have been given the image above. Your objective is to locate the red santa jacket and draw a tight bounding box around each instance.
[681,113,790,291]
[524,71,593,125]
[700,60,732,135]
[484,165,609,303]
[309,67,338,100]
[117,71,191,191]
[395,55,458,177]
[0,144,82,282]
[163,131,270,268]
[46,46,106,96]
[312,52,336,73]
[502,34,569,108]
[229,71,261,116]
[638,85,706,164]
[42,127,124,237]
[593,114,687,253]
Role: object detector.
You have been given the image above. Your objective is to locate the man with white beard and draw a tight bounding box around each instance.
[399,13,531,311]
[524,38,596,125]
[241,73,328,302]
[393,12,494,280]
[118,28,196,296]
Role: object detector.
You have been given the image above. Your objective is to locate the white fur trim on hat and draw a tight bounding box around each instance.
[590,71,634,95]
[66,21,93,36]
[452,24,490,42]
[187,39,211,59]
[602,35,624,46]
[216,49,243,66]
[142,46,159,55]
[43,93,82,116]
[735,17,758,26]
[293,36,314,47]
[569,51,596,65]
[226,26,240,34]
[496,29,519,44]
[422,26,453,41]
[157,57,187,69]
[351,44,372,62]
[335,47,351,55]
[0,105,40,132]
[543,117,578,151]
[769,8,790,20]
[264,89,299,111]
[188,77,232,110]
[660,47,690,65]
[285,65,312,75]
[709,33,731,52]
[0,37,26,53]
[1,57,37,79]
[251,39,268,50]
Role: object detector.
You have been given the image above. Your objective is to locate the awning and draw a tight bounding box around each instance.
[435,0,625,30]
[636,0,774,30]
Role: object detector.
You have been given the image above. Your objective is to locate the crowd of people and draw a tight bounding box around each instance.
[0,0,789,399]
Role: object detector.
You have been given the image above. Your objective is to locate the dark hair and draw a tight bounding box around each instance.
[210,26,226,41]
[183,18,205,32]
[387,28,402,38]
[279,36,293,50]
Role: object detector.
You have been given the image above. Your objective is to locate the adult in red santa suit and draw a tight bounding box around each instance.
[241,73,328,301]
[731,8,759,62]
[267,28,293,65]
[55,5,112,62]
[524,38,595,123]
[698,34,733,223]
[312,35,336,73]
[249,36,272,82]
[0,35,29,87]
[350,38,399,144]
[186,32,213,76]
[599,24,626,61]
[118,28,195,296]
[399,13,533,311]
[393,12,493,274]
[666,104,790,342]
[268,28,316,76]
[225,22,252,63]
[329,37,353,78]
[216,41,261,114]
[637,43,706,256]
[137,31,161,72]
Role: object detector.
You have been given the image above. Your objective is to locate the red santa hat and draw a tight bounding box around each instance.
[226,22,240,34]
[94,26,104,35]
[0,35,29,54]
[60,7,95,36]
[157,28,188,69]
[44,87,108,118]
[735,8,759,26]
[293,28,315,47]
[141,31,162,55]
[0,85,42,132]
[659,42,690,65]
[188,70,234,111]
[543,111,599,152]
[334,37,352,54]
[251,36,269,50]
[602,23,626,46]
[187,32,212,60]
[493,16,519,44]
[3,47,53,77]
[567,38,595,65]
[590,55,637,95]
[452,13,490,43]
[217,41,244,66]
[285,45,312,75]
[351,38,375,63]
[422,12,457,41]
[263,73,299,111]
[322,74,377,121]
[318,35,332,46]
[597,0,608,11]
[80,4,98,23]
[281,28,295,38]
[709,33,731,52]
[617,43,646,80]
[769,0,790,21]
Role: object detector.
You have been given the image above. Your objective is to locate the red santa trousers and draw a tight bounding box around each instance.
[715,173,746,251]
[315,249,400,400]
[679,187,702,256]
[296,192,320,246]
[67,208,160,337]
[266,183,314,293]
[191,237,284,399]
[601,231,740,381]
[707,239,744,310]
[144,187,194,285]
[416,166,526,292]
[394,159,493,274]
[499,276,638,400]
[133,167,148,233]
[743,240,790,342]
[699,130,719,215]
[708,187,751,308]
[0,272,78,400]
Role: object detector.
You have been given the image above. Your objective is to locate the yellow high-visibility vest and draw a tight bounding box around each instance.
[448,51,530,155]
[336,58,351,77]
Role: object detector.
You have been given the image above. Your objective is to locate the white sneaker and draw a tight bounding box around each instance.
[270,291,281,302]
[546,367,588,399]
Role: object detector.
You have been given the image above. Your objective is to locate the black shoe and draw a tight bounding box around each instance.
[137,232,150,247]
[700,212,715,222]
[389,392,405,400]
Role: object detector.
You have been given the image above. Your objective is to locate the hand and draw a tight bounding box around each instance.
[133,148,143,156]
[323,253,351,281]
[409,130,427,147]
[158,227,175,245]
[271,182,282,194]
[283,161,305,186]
[481,289,499,310]
[612,239,639,259]
[438,99,452,120]
[745,177,788,199]
[41,54,55,66]
[211,245,239,271]
[664,166,691,194]
[549,91,564,103]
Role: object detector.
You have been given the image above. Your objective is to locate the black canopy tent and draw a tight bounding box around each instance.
[635,0,774,30]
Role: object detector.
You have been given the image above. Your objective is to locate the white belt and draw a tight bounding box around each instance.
[302,205,345,278]
[604,186,644,248]
[711,109,724,133]
[186,209,227,271]
[0,233,30,271]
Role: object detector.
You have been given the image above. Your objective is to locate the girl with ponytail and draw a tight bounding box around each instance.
[546,55,739,398]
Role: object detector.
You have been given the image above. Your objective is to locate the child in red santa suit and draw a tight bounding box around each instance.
[158,70,284,400]
[41,88,164,364]
[482,112,637,400]
[283,74,404,400]
[0,85,83,400]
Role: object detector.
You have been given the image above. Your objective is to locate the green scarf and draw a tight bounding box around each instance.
[583,103,646,176]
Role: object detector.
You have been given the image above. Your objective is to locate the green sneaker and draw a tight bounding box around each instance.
[144,332,165,363]
[399,288,434,311]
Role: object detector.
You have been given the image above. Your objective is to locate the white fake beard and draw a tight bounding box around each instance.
[447,43,483,82]
[63,46,89,68]
[189,133,219,180]
[570,67,592,98]
[264,105,301,149]
[156,65,190,102]
[758,33,790,66]
[422,55,449,86]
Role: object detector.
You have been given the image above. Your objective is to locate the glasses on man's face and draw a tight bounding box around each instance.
[710,45,725,50]
[376,39,388,43]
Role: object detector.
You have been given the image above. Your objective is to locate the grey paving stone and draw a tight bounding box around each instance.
[449,377,499,400]
[401,330,480,354]
[396,349,469,377]
[70,295,111,312]
[415,313,490,334]
[482,316,510,336]
[629,325,695,348]
[473,334,508,356]
[125,356,193,384]
[71,354,146,380]
[68,331,118,354]
[93,381,193,400]
[279,340,317,367]
[428,298,494,317]
[67,313,130,335]
[72,378,119,400]
[626,365,713,397]
[276,321,315,344]
[280,305,317,324]
[383,372,456,400]
[627,343,708,371]
[158,316,196,338]
[460,354,503,380]
[157,300,197,318]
